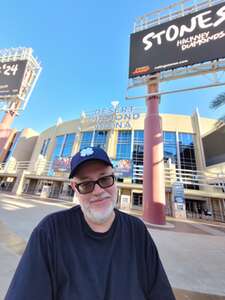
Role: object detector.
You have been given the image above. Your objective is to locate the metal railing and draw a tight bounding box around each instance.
[133,163,225,193]
[0,160,224,194]
[165,167,218,188]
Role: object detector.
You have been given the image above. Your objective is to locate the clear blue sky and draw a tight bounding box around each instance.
[1,0,224,132]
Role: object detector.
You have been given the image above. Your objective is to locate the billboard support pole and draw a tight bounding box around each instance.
[0,100,21,130]
[143,77,166,225]
[0,47,41,162]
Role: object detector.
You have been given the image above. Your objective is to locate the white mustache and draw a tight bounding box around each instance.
[90,196,110,203]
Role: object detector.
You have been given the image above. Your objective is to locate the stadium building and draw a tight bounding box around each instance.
[0,106,224,222]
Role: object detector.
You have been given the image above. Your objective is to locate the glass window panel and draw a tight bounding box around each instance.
[41,138,51,156]
[40,140,46,155]
[51,135,65,160]
[134,130,144,145]
[133,193,143,206]
[80,132,93,150]
[178,133,197,174]
[62,133,76,157]
[179,133,194,146]
[93,131,108,150]
[164,131,176,144]
[116,131,131,160]
[133,130,144,167]
[163,131,177,164]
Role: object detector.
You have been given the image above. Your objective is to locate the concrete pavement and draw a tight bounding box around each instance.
[0,193,225,300]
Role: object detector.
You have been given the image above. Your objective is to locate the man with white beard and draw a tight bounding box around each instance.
[5,147,175,300]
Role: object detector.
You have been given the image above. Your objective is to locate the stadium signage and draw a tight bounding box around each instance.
[129,3,225,77]
[92,106,140,129]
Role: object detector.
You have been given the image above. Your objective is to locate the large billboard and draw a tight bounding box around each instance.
[0,60,28,96]
[202,124,225,167]
[129,2,225,78]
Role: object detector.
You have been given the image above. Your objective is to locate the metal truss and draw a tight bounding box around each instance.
[126,59,225,99]
[0,47,42,114]
[127,0,225,100]
[133,0,225,33]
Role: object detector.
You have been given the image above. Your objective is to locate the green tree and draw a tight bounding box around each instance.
[210,92,225,122]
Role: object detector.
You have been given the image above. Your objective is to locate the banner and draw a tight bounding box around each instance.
[172,182,184,203]
[112,159,132,177]
[52,157,71,172]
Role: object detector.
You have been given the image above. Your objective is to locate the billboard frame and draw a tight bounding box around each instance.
[0,47,42,114]
[127,0,225,99]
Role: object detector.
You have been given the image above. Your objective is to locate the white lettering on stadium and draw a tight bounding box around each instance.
[95,113,140,130]
[88,106,141,130]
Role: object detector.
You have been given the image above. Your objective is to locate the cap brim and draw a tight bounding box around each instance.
[69,159,113,179]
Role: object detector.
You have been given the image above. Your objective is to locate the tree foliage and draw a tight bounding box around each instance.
[210,92,225,122]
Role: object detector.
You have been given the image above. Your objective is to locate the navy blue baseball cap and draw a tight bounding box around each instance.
[69,147,113,179]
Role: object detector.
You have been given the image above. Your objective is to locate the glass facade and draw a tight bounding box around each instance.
[116,131,132,160]
[130,131,197,188]
[46,129,197,189]
[163,131,177,164]
[80,131,93,150]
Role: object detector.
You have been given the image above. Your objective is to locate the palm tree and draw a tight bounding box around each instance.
[210,92,225,122]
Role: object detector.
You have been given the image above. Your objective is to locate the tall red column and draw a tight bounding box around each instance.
[143,79,166,225]
[0,101,20,162]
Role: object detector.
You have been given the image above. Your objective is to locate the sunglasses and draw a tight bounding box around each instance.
[75,174,115,194]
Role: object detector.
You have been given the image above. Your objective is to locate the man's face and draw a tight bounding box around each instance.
[71,160,117,225]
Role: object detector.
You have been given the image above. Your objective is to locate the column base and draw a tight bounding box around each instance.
[144,221,175,229]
